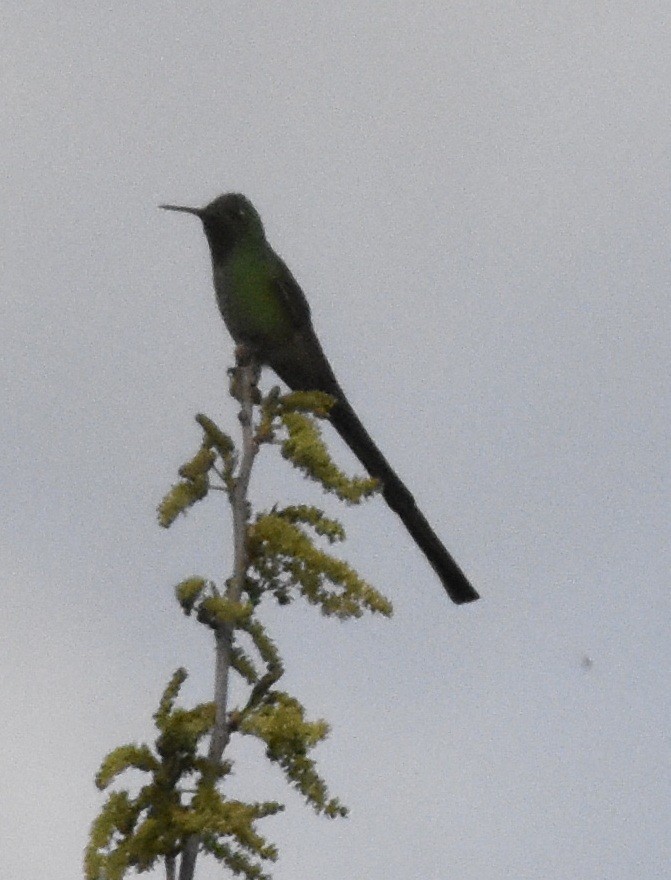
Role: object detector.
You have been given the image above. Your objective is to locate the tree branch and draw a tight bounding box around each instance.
[178,355,260,880]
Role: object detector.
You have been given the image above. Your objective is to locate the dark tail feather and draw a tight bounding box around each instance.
[328,394,479,604]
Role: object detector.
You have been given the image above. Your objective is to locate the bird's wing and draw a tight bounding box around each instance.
[266,254,341,396]
[271,256,313,329]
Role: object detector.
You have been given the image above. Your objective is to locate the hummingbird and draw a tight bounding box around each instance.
[161,193,479,604]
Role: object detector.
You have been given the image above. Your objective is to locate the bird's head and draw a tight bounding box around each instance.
[160,192,266,256]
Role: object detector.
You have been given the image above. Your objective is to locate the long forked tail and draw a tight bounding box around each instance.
[328,393,479,604]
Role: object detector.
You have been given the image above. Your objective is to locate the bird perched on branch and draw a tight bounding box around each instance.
[161,193,478,604]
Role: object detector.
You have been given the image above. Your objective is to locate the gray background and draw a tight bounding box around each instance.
[2,3,669,878]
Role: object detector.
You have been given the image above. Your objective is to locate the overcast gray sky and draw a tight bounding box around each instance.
[2,3,669,879]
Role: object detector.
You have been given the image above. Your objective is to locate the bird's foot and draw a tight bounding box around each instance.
[229,348,261,405]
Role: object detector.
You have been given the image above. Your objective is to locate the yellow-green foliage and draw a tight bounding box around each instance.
[92,389,392,878]
[258,390,378,502]
[157,415,237,528]
[157,476,209,528]
[242,617,281,668]
[275,389,336,417]
[158,392,379,528]
[240,691,346,819]
[195,413,235,458]
[85,671,282,880]
[231,643,259,685]
[197,596,254,629]
[157,445,213,527]
[280,410,378,502]
[248,507,393,618]
[175,577,208,615]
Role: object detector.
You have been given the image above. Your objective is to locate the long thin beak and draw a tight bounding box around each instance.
[159,204,203,217]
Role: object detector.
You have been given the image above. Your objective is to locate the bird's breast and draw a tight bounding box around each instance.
[212,251,294,350]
